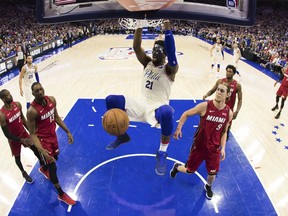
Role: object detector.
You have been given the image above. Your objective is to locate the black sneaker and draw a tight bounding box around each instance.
[170,163,180,179]
[106,133,131,150]
[204,184,213,200]
[275,111,281,119]
[22,171,34,184]
[271,105,279,111]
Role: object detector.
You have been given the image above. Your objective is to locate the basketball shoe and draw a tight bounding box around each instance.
[106,133,131,150]
[271,105,279,111]
[155,150,168,175]
[204,184,214,200]
[38,166,50,180]
[58,193,76,205]
[275,111,281,119]
[22,171,34,184]
[170,163,180,178]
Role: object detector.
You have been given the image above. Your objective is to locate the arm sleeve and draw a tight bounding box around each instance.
[1,125,21,142]
[164,30,178,67]
[35,73,40,82]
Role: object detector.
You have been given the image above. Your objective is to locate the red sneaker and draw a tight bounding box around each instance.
[38,166,50,180]
[58,193,76,205]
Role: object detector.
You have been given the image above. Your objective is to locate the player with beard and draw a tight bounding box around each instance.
[26,82,76,205]
[19,55,40,109]
[104,20,179,176]
[0,89,44,183]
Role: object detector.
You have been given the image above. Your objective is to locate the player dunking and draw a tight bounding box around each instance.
[203,65,242,140]
[26,82,76,205]
[210,38,224,78]
[170,83,233,200]
[0,89,44,183]
[105,20,179,175]
[272,65,288,119]
[19,55,40,109]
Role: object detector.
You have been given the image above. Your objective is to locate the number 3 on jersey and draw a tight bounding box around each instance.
[145,80,153,90]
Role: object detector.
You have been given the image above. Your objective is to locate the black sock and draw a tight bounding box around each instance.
[55,186,64,196]
[15,156,24,173]
[30,145,45,166]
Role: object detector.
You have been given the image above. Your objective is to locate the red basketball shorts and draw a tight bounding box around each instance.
[276,85,288,99]
[186,145,221,175]
[9,131,31,157]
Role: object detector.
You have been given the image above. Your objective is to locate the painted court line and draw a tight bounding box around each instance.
[67,153,218,213]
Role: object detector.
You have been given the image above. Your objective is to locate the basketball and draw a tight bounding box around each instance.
[102,108,129,136]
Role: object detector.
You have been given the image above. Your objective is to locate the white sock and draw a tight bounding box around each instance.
[159,142,169,152]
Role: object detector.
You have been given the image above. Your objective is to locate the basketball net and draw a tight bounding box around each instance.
[118,18,163,29]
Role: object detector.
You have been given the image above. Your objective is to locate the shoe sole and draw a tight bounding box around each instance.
[58,197,76,206]
[26,180,34,184]
[155,168,165,176]
[106,145,120,151]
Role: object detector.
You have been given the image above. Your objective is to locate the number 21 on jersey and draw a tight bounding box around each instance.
[145,80,153,90]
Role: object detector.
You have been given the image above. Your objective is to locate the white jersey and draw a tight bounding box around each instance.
[141,61,173,105]
[125,61,173,126]
[213,43,223,57]
[17,51,24,60]
[233,47,241,67]
[24,64,37,86]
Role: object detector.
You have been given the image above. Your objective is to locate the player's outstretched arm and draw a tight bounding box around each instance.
[163,20,179,80]
[203,79,221,99]
[133,28,151,68]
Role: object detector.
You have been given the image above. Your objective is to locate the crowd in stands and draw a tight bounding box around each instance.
[0,0,287,75]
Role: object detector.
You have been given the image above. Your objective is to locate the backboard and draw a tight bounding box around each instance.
[36,0,256,26]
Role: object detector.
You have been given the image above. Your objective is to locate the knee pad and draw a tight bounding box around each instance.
[105,95,125,110]
[217,64,220,69]
[155,105,174,136]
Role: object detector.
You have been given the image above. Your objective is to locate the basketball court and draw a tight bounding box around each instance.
[0,0,287,216]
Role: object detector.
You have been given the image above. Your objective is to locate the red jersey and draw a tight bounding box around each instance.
[31,96,56,138]
[193,100,230,151]
[0,101,26,136]
[222,78,237,110]
[281,68,288,88]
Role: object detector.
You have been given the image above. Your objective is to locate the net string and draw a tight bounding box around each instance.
[118,18,163,30]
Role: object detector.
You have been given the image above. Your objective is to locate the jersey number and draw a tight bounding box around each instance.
[50,114,55,123]
[145,80,153,90]
[216,124,223,131]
